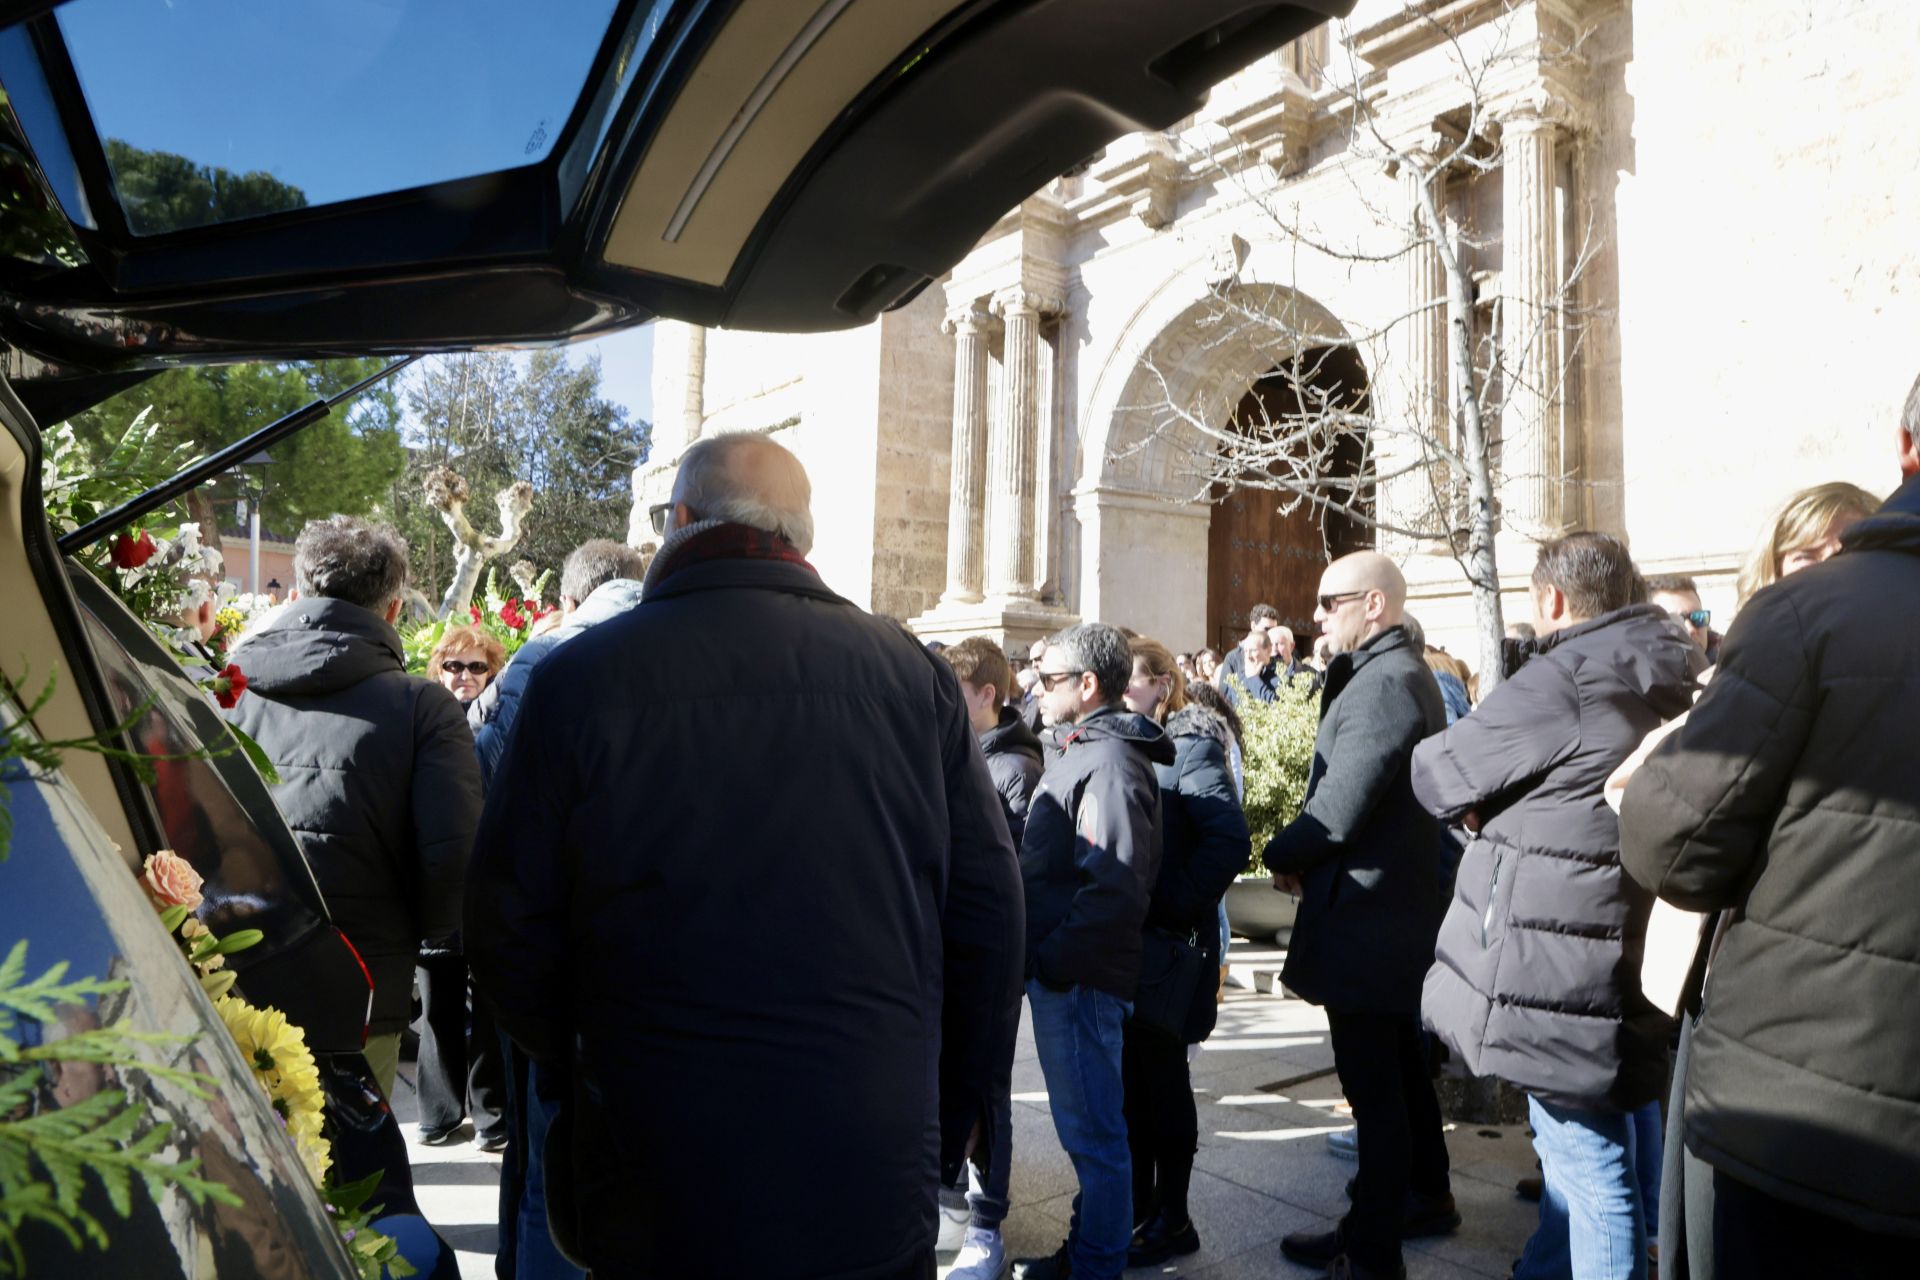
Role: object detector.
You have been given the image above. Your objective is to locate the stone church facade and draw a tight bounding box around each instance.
[637,0,1919,664]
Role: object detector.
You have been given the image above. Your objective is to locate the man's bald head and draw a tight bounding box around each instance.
[671,433,814,554]
[1315,550,1408,654]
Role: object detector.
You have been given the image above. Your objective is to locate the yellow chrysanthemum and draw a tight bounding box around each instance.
[214,994,333,1186]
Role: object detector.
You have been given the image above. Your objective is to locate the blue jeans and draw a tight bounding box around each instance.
[1514,1096,1657,1280]
[1026,981,1132,1280]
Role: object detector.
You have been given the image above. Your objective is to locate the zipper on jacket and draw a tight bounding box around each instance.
[1480,840,1504,943]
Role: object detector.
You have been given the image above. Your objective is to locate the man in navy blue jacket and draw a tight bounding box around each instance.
[466,434,1023,1280]
[1014,623,1173,1280]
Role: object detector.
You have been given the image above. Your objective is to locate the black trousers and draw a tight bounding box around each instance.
[415,956,506,1139]
[1711,1169,1906,1279]
[1326,1007,1451,1271]
[1122,1022,1199,1225]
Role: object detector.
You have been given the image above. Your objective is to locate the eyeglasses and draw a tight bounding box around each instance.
[1682,609,1710,629]
[1317,590,1369,613]
[440,660,490,676]
[648,502,673,537]
[1037,669,1087,690]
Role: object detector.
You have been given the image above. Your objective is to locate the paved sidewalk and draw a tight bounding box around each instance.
[393,943,1543,1279]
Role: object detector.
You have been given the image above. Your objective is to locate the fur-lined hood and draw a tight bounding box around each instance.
[1165,703,1233,753]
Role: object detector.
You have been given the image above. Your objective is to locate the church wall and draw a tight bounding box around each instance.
[869,287,956,623]
[1613,0,1920,598]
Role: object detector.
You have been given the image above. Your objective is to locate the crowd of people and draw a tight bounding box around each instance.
[217,376,1920,1280]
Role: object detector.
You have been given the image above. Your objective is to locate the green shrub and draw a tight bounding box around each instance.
[1232,677,1322,875]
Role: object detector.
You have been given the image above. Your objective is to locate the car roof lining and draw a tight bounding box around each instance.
[605,0,963,287]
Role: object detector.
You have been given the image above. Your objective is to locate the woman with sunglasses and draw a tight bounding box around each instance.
[1117,636,1250,1266]
[417,623,511,1149]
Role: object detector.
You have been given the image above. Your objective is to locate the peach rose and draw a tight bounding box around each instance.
[143,849,204,912]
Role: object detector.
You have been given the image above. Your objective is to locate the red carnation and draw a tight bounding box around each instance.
[208,664,249,709]
[110,530,157,569]
[498,601,528,630]
[469,605,483,623]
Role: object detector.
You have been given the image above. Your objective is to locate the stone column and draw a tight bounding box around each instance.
[1499,109,1564,534]
[940,305,994,604]
[1383,159,1450,553]
[681,324,707,448]
[984,289,1057,600]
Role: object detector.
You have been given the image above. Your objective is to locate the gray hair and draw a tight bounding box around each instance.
[1047,622,1133,707]
[1903,370,1920,440]
[293,515,409,612]
[676,433,814,555]
[561,538,647,603]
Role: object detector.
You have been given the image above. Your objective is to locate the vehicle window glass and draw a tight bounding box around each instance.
[0,700,346,1277]
[56,0,624,235]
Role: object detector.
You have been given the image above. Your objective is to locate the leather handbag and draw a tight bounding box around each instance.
[1131,926,1209,1040]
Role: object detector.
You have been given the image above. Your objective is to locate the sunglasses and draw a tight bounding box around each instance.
[1037,669,1087,690]
[1317,590,1369,613]
[648,502,672,537]
[1682,609,1710,629]
[440,660,491,676]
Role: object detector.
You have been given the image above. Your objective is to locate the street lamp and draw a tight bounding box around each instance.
[240,449,273,595]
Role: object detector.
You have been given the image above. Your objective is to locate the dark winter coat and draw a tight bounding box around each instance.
[1147,705,1250,1041]
[1619,475,1920,1235]
[979,705,1045,847]
[1416,604,1701,1111]
[1266,626,1450,1014]
[226,596,482,1034]
[463,531,1024,1278]
[1021,705,1174,1000]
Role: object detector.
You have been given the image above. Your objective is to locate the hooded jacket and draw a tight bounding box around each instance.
[1416,603,1701,1110]
[979,704,1045,847]
[1267,625,1451,1014]
[472,578,644,785]
[1619,475,1920,1234]
[1021,704,1175,999]
[226,596,482,1034]
[1148,705,1250,1041]
[463,523,1024,1277]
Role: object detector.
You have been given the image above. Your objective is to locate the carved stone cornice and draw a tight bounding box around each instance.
[1086,132,1184,230]
[1207,79,1319,178]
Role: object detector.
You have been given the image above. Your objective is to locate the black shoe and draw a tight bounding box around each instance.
[418,1125,463,1146]
[1280,1225,1345,1268]
[1011,1240,1070,1280]
[476,1131,509,1154]
[1401,1190,1460,1238]
[1128,1211,1200,1267]
[1516,1173,1543,1202]
[1328,1255,1407,1280]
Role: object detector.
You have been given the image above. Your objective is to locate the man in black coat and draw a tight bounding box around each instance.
[227,516,482,1099]
[1267,552,1456,1280]
[464,434,1024,1280]
[1620,394,1920,1275]
[1415,533,1700,1280]
[1015,623,1173,1280]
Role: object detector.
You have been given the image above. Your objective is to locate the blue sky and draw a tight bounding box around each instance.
[57,0,622,208]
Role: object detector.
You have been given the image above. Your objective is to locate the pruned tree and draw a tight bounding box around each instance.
[1132,3,1604,692]
[424,466,534,620]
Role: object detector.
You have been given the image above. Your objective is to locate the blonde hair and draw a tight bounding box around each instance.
[1736,482,1879,603]
[1128,635,1188,723]
[428,623,508,679]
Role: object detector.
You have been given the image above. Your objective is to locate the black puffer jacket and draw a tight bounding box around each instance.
[1022,706,1174,999]
[1620,475,1920,1235]
[1416,604,1700,1110]
[980,705,1045,847]
[1147,705,1250,1041]
[227,596,482,1034]
[1267,626,1451,1014]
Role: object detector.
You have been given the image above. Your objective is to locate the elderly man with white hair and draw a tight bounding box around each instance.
[466,432,1024,1280]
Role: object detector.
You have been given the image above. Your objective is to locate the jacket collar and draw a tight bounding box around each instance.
[1841,473,1920,556]
[1536,602,1670,652]
[642,518,816,597]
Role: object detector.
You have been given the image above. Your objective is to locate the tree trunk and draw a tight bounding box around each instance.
[427,468,535,620]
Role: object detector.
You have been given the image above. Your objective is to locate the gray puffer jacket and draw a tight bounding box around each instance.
[472,578,644,785]
[1415,604,1701,1110]
[227,596,482,1034]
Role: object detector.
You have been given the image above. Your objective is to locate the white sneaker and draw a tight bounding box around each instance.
[936,1184,971,1252]
[948,1226,1007,1280]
